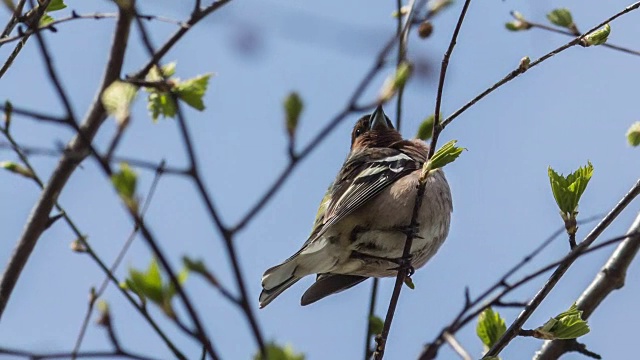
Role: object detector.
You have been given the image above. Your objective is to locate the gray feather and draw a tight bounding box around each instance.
[301,274,368,306]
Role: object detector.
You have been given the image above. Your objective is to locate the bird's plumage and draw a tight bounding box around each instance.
[260,106,452,308]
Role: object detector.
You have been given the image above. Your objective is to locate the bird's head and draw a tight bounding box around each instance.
[350,105,403,150]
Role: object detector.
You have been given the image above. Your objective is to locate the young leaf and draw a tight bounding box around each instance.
[284,92,303,137]
[626,122,640,147]
[368,315,384,335]
[535,303,590,340]
[505,12,531,32]
[39,14,55,27]
[2,0,16,12]
[379,62,413,101]
[111,163,137,200]
[102,80,138,127]
[546,8,574,28]
[255,342,305,360]
[477,307,507,350]
[183,256,219,286]
[427,140,465,171]
[548,162,593,220]
[147,92,177,121]
[165,267,189,299]
[126,259,164,304]
[175,73,212,111]
[46,0,66,12]
[416,115,435,140]
[0,161,34,179]
[146,62,177,82]
[582,24,611,46]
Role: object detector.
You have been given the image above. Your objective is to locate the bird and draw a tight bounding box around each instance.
[259,105,452,308]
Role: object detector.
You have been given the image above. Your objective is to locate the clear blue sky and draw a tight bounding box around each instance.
[1,0,639,359]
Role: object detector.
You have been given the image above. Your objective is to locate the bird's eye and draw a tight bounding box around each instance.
[355,127,364,137]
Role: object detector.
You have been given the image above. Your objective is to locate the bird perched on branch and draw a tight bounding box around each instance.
[259,105,452,308]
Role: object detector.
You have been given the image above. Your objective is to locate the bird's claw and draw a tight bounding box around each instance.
[393,223,423,239]
[388,254,415,275]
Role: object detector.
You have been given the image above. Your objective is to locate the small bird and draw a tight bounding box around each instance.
[259,105,452,308]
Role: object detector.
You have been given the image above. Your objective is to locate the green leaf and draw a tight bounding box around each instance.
[546,8,574,28]
[39,14,55,27]
[284,92,303,137]
[548,161,593,220]
[626,122,640,147]
[505,12,530,32]
[379,62,413,101]
[255,342,305,360]
[583,24,610,46]
[111,162,137,201]
[368,315,384,336]
[535,303,590,340]
[146,62,176,82]
[428,0,453,14]
[166,267,189,299]
[476,307,507,350]
[175,73,212,111]
[183,256,218,286]
[147,92,176,121]
[102,80,138,126]
[46,0,66,12]
[2,0,16,12]
[0,161,34,179]
[126,259,164,304]
[416,115,435,140]
[403,276,415,289]
[428,140,465,171]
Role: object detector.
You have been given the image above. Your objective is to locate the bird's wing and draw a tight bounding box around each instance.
[317,147,420,236]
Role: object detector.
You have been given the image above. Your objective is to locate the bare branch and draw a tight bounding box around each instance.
[373,1,473,359]
[441,1,640,130]
[0,2,133,320]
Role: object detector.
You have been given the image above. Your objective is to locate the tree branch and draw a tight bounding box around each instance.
[0,2,132,320]
[485,179,640,357]
[534,211,640,359]
[373,1,472,359]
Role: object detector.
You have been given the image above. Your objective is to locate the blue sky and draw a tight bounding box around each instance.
[1,0,639,359]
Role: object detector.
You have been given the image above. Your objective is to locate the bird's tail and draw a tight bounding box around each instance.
[259,261,301,308]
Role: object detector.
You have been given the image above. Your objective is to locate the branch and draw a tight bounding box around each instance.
[373,1,472,359]
[485,179,640,357]
[0,346,161,360]
[0,12,185,46]
[522,17,640,57]
[0,0,53,79]
[534,211,640,359]
[440,1,640,130]
[0,1,132,320]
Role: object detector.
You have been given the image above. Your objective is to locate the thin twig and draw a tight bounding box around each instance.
[441,1,640,130]
[0,346,161,360]
[0,0,53,79]
[443,332,472,360]
[485,179,640,357]
[0,0,27,39]
[363,278,379,360]
[525,19,640,57]
[535,211,640,359]
[0,12,185,46]
[72,162,166,358]
[373,1,472,359]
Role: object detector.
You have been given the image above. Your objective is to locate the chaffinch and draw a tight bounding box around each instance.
[259,105,452,308]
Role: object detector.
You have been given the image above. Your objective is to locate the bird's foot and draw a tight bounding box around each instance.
[392,223,423,240]
[388,254,415,276]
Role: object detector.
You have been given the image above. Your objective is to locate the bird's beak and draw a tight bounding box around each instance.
[369,105,393,130]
